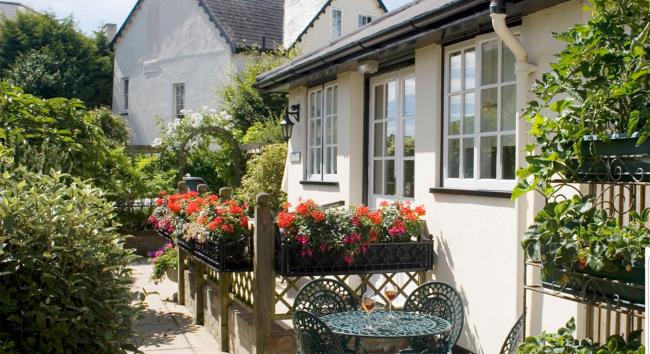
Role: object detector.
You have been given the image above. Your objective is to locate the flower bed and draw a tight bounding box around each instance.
[274,200,434,276]
[149,191,252,272]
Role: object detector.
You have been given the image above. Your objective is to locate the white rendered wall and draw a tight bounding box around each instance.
[294,0,385,54]
[112,0,240,146]
[283,0,325,49]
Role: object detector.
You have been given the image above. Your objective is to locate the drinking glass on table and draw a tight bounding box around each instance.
[361,294,376,330]
[383,284,398,320]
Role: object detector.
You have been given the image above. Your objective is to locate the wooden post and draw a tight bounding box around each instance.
[218,187,232,351]
[197,184,209,194]
[252,193,274,354]
[194,262,205,325]
[177,181,187,305]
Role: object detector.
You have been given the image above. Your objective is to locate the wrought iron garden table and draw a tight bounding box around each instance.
[321,310,451,352]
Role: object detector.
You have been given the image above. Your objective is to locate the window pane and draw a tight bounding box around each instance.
[463,93,475,134]
[386,81,397,118]
[448,138,460,178]
[501,85,516,131]
[385,160,395,196]
[326,87,332,116]
[332,116,338,144]
[314,148,321,174]
[333,86,338,114]
[332,9,342,39]
[374,122,383,157]
[315,119,322,144]
[316,91,322,117]
[310,92,315,118]
[386,119,396,156]
[449,52,461,92]
[480,136,497,179]
[403,118,415,156]
[373,160,383,194]
[481,40,498,85]
[374,85,384,120]
[325,117,332,144]
[449,95,461,135]
[332,147,337,174]
[464,49,476,90]
[502,43,516,82]
[309,121,315,145]
[501,134,516,180]
[480,88,498,132]
[463,138,474,178]
[325,147,331,174]
[403,78,415,116]
[404,160,414,198]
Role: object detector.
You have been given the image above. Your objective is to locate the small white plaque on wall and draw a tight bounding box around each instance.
[289,152,301,163]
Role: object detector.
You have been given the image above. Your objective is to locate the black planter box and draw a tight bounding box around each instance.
[541,264,645,306]
[274,232,434,276]
[568,134,650,182]
[192,236,253,272]
[155,229,174,242]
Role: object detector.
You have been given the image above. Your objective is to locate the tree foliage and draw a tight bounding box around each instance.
[0,12,113,107]
[237,143,287,210]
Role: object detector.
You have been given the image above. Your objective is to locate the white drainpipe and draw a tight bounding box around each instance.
[490,0,541,335]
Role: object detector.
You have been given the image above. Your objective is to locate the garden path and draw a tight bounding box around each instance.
[130,260,226,354]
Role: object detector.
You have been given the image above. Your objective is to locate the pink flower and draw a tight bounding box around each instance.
[388,220,405,237]
[154,250,164,258]
[148,215,158,225]
[300,248,313,257]
[296,235,309,245]
[344,253,354,264]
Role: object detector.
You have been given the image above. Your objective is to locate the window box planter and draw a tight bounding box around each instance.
[192,236,253,272]
[568,133,650,182]
[273,232,434,276]
[540,263,645,306]
[156,229,174,242]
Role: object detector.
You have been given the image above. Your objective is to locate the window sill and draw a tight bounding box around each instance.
[300,180,339,187]
[429,187,512,199]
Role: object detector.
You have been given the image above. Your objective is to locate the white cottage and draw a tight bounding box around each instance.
[0,1,33,20]
[111,0,387,147]
[258,0,593,352]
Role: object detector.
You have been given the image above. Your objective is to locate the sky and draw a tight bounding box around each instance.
[21,0,413,34]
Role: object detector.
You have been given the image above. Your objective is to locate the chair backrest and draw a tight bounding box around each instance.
[499,313,525,354]
[293,310,345,354]
[404,281,464,352]
[293,278,357,317]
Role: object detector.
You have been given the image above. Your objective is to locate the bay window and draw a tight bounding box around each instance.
[444,37,517,190]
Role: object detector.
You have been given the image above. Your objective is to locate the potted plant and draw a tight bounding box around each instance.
[150,243,179,283]
[522,195,649,304]
[274,200,434,276]
[513,0,650,197]
[518,318,644,354]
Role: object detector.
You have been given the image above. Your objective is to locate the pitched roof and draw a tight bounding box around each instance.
[111,0,284,52]
[289,0,388,48]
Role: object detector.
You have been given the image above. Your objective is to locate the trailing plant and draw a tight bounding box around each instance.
[0,166,139,353]
[518,318,644,353]
[150,243,178,284]
[276,200,426,264]
[514,0,650,198]
[522,195,650,280]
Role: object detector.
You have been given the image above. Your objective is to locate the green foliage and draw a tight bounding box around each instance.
[518,318,644,353]
[513,0,650,198]
[0,12,113,107]
[242,117,285,145]
[0,166,139,353]
[88,107,129,147]
[236,143,287,210]
[150,245,178,283]
[522,195,650,279]
[220,48,295,131]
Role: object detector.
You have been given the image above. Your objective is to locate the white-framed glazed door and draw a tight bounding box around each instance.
[368,69,416,209]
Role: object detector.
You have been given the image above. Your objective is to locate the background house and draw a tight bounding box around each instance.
[258,0,595,352]
[0,1,32,19]
[112,0,386,147]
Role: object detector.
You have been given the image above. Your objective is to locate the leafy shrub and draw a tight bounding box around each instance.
[87,107,129,147]
[514,0,650,198]
[236,143,287,210]
[242,117,285,145]
[518,318,644,353]
[150,243,178,283]
[0,167,139,353]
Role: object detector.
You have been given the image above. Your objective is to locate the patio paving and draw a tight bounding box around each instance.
[130,259,226,354]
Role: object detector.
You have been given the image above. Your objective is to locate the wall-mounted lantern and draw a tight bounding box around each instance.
[280,104,300,141]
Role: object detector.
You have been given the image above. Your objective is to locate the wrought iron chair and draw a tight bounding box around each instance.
[398,281,464,354]
[293,278,357,316]
[293,310,350,354]
[499,313,525,354]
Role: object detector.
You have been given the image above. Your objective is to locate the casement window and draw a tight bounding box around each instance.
[444,36,517,190]
[123,78,129,111]
[331,9,342,40]
[307,84,338,181]
[173,83,185,118]
[358,14,372,27]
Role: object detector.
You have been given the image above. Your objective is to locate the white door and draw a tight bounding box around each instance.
[368,69,416,208]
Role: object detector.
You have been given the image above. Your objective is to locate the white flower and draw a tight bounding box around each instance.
[152,138,162,147]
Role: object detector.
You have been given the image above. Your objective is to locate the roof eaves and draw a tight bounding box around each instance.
[196,0,238,53]
[110,0,144,48]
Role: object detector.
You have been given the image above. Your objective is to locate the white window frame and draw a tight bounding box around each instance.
[443,34,518,191]
[358,14,372,28]
[173,83,185,118]
[307,83,338,182]
[123,77,129,111]
[330,8,342,40]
